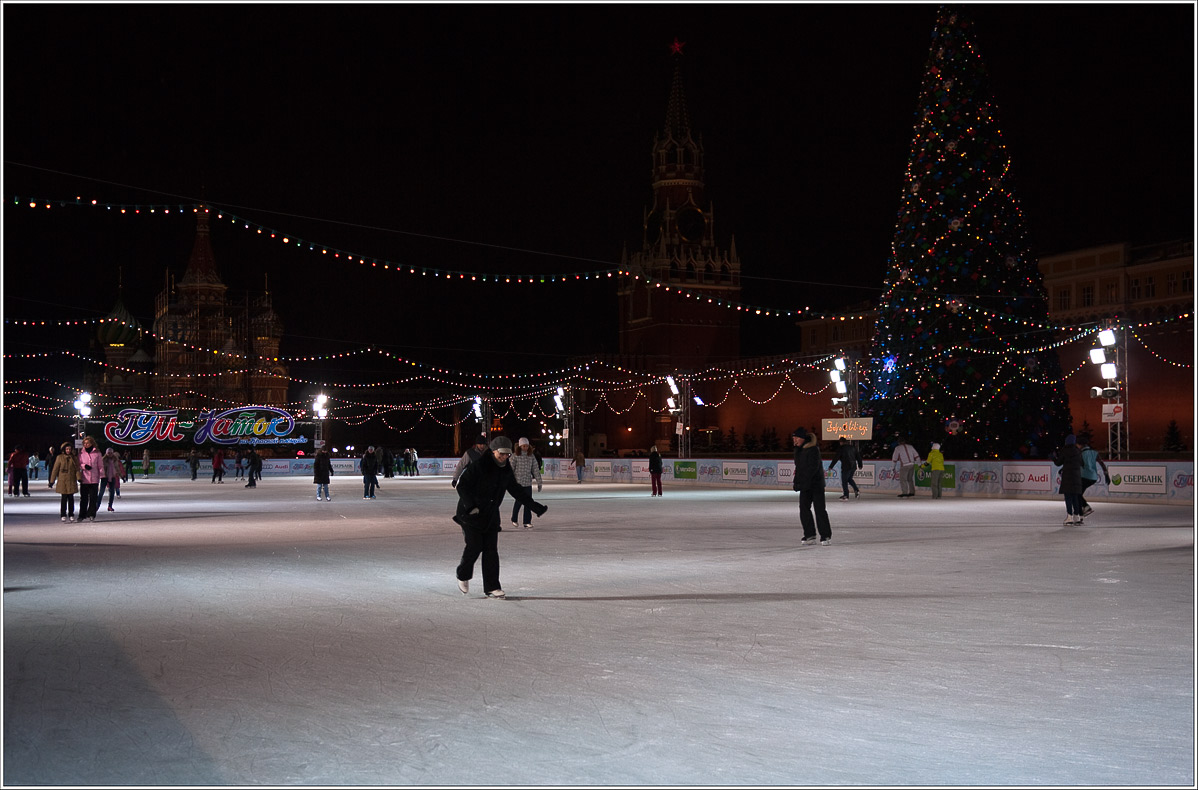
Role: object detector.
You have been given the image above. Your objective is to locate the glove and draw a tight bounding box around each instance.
[792,481,800,493]
[450,479,457,488]
[532,502,548,517]
[537,482,542,493]
[84,464,92,471]
[1104,476,1111,486]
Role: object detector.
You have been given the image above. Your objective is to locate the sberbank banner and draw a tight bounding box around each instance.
[89,407,314,452]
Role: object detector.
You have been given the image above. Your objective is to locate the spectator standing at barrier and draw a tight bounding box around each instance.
[142,448,151,479]
[382,447,395,479]
[402,448,413,477]
[313,448,333,501]
[410,447,420,476]
[99,447,124,511]
[451,435,489,488]
[361,446,380,499]
[1053,434,1085,525]
[509,438,543,529]
[234,448,246,480]
[827,437,862,501]
[211,448,226,484]
[891,437,921,498]
[77,436,103,521]
[648,446,664,497]
[7,444,30,497]
[453,436,548,598]
[29,453,41,482]
[1079,441,1110,518]
[924,442,946,499]
[120,449,133,482]
[187,447,200,481]
[792,428,831,546]
[573,448,586,483]
[49,442,80,522]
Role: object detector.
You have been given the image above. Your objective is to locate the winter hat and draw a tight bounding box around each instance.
[931,443,941,450]
[1065,434,1077,445]
[518,437,530,447]
[791,427,808,440]
[475,434,488,445]
[489,436,514,453]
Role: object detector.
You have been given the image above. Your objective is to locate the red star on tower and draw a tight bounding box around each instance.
[669,37,685,55]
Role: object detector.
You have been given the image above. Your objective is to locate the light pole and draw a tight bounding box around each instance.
[72,392,92,448]
[312,393,328,451]
[1088,327,1126,459]
[829,355,856,418]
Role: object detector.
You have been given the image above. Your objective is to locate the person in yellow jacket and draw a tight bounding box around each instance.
[925,442,946,499]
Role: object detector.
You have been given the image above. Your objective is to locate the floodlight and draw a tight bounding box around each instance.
[666,375,679,395]
[833,357,847,371]
[830,370,842,383]
[1098,329,1116,347]
[834,380,848,394]
[1088,348,1106,364]
[1100,363,1117,380]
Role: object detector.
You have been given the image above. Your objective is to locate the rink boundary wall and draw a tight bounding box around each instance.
[125,457,1194,503]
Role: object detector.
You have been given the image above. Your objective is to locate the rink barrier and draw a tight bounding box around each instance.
[121,456,1194,503]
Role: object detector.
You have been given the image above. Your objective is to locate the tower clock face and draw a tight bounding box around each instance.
[676,207,705,242]
[645,210,662,242]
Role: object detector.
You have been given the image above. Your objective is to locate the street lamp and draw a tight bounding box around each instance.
[828,356,855,416]
[312,393,328,450]
[1087,327,1126,459]
[72,392,92,447]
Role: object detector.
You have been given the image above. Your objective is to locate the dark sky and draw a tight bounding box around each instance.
[3,3,1194,377]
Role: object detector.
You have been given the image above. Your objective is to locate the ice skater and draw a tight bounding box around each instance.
[891,436,921,497]
[48,442,80,522]
[508,438,542,528]
[792,427,831,546]
[453,436,548,598]
[1053,434,1085,525]
[361,446,379,499]
[648,445,663,496]
[1079,440,1110,517]
[451,435,489,488]
[924,442,946,499]
[827,436,861,500]
[313,447,333,501]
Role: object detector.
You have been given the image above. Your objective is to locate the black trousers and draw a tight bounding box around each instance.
[457,526,501,593]
[799,487,831,539]
[79,483,100,519]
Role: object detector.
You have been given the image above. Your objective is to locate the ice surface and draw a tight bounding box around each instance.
[3,477,1193,786]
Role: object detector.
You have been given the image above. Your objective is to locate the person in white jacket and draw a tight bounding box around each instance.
[891,438,922,498]
[508,438,543,529]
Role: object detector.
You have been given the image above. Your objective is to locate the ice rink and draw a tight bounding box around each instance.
[3,474,1194,786]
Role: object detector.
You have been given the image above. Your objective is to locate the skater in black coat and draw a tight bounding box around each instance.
[453,436,547,598]
[827,436,862,500]
[792,427,831,546]
[1052,434,1085,525]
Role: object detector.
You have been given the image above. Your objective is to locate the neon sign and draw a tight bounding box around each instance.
[103,409,186,446]
[102,407,302,446]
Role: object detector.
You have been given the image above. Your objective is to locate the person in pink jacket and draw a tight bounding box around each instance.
[76,435,103,521]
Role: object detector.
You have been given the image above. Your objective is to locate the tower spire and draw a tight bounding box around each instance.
[664,38,691,143]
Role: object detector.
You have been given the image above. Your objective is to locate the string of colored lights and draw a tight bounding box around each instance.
[1129,327,1193,368]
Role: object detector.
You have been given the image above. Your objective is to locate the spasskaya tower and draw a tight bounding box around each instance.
[617,38,742,372]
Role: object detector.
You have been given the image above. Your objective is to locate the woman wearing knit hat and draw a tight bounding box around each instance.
[1052,434,1085,525]
[452,436,548,598]
[508,438,543,528]
[925,442,946,499]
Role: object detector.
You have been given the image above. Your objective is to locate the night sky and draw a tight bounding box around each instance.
[4,3,1194,380]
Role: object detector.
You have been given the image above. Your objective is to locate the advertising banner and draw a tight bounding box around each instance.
[697,461,723,484]
[89,407,314,453]
[956,465,1002,496]
[631,459,651,480]
[1101,403,1125,423]
[1108,465,1168,495]
[748,461,781,486]
[916,464,956,489]
[417,458,444,476]
[777,461,795,488]
[1002,464,1053,493]
[332,459,357,475]
[821,418,874,441]
[721,461,749,483]
[673,461,697,480]
[592,461,612,479]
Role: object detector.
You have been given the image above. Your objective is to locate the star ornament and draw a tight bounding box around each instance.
[670,37,686,55]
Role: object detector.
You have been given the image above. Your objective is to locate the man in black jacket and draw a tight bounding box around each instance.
[453,436,548,598]
[827,436,863,501]
[792,427,831,546]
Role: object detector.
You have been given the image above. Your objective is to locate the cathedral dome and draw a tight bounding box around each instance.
[96,295,142,347]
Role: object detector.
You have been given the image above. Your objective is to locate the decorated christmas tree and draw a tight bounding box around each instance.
[866,7,1072,459]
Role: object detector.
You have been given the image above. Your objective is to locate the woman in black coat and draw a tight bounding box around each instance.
[313,449,333,501]
[1053,434,1085,525]
[453,437,547,598]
